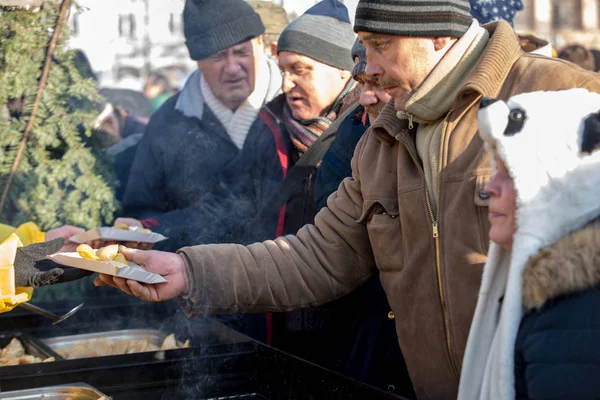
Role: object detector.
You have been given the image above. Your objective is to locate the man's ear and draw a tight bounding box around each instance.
[268,42,278,58]
[432,37,456,51]
[581,110,600,154]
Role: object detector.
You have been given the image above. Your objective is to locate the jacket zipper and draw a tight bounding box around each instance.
[396,111,459,381]
[435,112,460,380]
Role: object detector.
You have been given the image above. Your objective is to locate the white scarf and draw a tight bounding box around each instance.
[200,54,270,149]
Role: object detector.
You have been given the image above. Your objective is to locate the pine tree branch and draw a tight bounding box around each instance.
[0,0,71,214]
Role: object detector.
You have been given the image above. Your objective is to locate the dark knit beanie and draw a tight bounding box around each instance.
[183,0,265,60]
[277,0,355,71]
[354,0,473,38]
[351,39,367,79]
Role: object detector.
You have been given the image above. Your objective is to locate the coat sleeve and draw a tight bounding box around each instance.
[514,290,600,400]
[178,133,376,315]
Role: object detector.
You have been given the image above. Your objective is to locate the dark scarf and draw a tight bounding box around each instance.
[283,80,358,154]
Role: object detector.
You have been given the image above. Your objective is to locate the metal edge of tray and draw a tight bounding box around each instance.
[0,332,63,362]
[41,329,182,353]
[0,382,109,399]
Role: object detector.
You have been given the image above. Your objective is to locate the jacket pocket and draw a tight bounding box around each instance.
[474,175,491,254]
[358,199,403,272]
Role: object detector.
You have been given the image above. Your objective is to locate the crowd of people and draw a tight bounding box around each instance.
[3,0,600,399]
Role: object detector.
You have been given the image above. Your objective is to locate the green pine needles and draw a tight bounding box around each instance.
[0,0,117,230]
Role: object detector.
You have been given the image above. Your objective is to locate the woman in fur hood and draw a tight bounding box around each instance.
[458,88,600,400]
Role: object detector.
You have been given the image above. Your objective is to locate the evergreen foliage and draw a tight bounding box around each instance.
[0,0,117,230]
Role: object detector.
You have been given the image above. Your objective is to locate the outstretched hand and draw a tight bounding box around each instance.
[46,225,85,252]
[93,247,190,302]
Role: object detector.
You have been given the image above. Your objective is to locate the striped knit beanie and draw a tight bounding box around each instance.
[354,0,473,38]
[183,0,265,60]
[351,39,367,79]
[277,0,355,71]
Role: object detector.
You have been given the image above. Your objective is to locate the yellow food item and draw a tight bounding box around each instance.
[0,234,21,304]
[113,223,130,230]
[138,228,152,234]
[97,244,119,261]
[113,253,129,266]
[76,244,100,261]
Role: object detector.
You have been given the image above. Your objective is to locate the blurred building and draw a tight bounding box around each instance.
[68,0,193,90]
[67,0,360,91]
[515,0,600,49]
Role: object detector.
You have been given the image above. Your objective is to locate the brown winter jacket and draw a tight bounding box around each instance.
[178,21,600,400]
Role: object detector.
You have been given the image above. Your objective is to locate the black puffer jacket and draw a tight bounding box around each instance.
[514,220,600,399]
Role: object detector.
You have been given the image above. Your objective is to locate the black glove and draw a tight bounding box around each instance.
[14,239,93,288]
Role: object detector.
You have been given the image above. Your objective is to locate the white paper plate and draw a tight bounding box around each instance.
[69,227,167,244]
[49,253,168,284]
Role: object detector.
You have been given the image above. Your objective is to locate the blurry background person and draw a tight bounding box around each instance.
[558,44,597,71]
[117,0,282,341]
[121,0,281,224]
[143,72,174,113]
[248,1,289,59]
[314,39,391,210]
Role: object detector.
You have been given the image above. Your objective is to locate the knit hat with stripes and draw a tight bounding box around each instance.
[354,0,473,38]
[277,0,355,71]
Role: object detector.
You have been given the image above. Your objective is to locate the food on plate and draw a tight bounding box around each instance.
[76,244,129,266]
[54,333,190,359]
[112,253,129,266]
[97,244,119,261]
[0,338,55,366]
[113,224,152,234]
[75,244,100,261]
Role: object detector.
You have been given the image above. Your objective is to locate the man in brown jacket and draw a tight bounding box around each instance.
[96,1,600,399]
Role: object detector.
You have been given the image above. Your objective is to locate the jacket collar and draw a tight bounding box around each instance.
[522,219,600,311]
[457,21,523,99]
[372,21,523,146]
[175,55,282,121]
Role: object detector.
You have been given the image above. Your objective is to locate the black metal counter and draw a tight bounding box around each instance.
[0,298,407,399]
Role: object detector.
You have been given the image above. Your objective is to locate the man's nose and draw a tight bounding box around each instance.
[359,87,378,108]
[282,73,294,93]
[224,55,242,75]
[364,61,382,79]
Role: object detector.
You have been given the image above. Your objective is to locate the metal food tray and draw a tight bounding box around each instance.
[0,333,60,362]
[41,329,184,358]
[0,382,109,399]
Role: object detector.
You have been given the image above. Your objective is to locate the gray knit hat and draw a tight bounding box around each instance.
[351,39,367,79]
[354,0,472,38]
[277,0,355,71]
[183,0,265,60]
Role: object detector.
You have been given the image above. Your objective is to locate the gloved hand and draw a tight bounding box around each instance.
[14,238,93,288]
